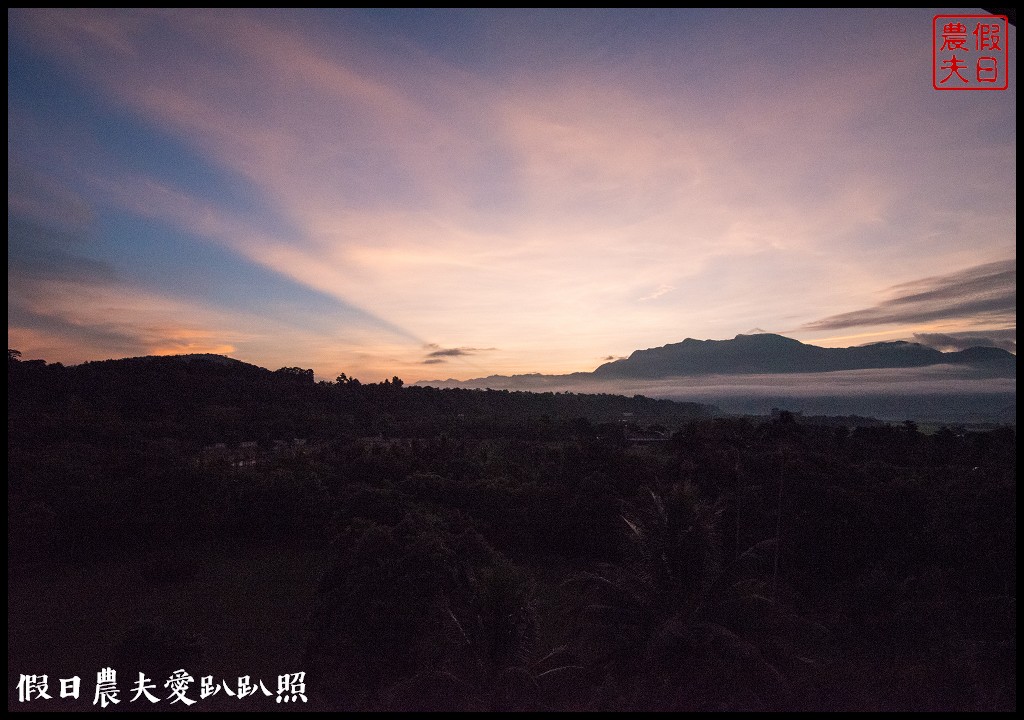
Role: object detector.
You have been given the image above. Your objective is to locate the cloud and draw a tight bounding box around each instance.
[9,307,150,357]
[638,284,674,301]
[804,260,1016,331]
[421,365,1015,401]
[8,161,95,231]
[914,331,1016,354]
[8,217,116,285]
[81,169,424,344]
[420,364,1016,423]
[420,345,498,365]
[425,346,495,358]
[427,348,474,358]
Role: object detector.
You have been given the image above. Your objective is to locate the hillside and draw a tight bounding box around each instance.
[7,348,1017,712]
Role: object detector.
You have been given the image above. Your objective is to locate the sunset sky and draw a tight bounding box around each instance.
[8,9,1016,382]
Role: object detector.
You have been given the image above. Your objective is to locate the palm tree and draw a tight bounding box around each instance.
[566,484,828,710]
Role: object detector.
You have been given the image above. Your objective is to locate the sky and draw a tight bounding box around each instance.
[7,9,1016,382]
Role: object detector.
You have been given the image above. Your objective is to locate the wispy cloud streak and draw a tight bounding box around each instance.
[804,260,1016,331]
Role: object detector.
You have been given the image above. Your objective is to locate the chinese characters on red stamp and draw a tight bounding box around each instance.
[933,15,1009,90]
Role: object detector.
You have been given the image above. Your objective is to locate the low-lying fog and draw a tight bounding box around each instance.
[420,365,1016,423]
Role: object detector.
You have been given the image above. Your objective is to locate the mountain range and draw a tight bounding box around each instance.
[413,333,1015,423]
[592,333,1015,377]
[422,333,1016,386]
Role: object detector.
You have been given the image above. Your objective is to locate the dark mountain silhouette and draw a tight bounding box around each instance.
[415,334,1015,423]
[591,333,1016,378]
[422,334,1015,387]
